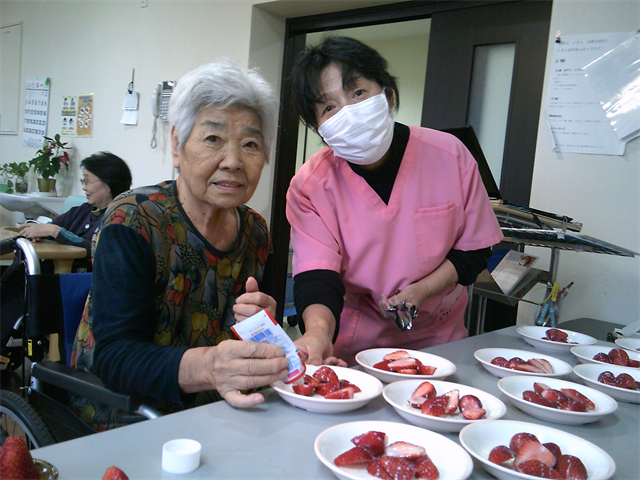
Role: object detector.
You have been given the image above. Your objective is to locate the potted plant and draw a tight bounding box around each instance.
[0,161,30,194]
[29,134,72,193]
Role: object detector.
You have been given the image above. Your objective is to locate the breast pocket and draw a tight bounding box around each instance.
[414,203,462,273]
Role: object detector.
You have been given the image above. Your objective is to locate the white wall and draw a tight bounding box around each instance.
[2,0,638,326]
[518,0,640,327]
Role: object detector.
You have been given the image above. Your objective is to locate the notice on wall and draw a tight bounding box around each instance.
[76,94,93,137]
[61,95,77,136]
[22,77,50,148]
[545,32,635,155]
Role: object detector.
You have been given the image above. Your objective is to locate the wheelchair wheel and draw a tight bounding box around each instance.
[0,390,55,449]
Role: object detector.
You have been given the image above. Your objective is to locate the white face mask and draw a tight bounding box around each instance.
[317,92,394,165]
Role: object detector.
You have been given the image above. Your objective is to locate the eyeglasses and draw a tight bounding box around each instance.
[80,178,98,185]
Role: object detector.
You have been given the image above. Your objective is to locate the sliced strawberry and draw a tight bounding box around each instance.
[514,438,556,469]
[515,459,563,479]
[507,357,526,369]
[593,352,611,363]
[598,371,617,385]
[313,366,339,386]
[385,441,427,461]
[412,381,437,399]
[515,363,545,374]
[292,384,316,396]
[367,458,393,480]
[488,445,515,465]
[384,350,410,361]
[556,454,588,480]
[533,382,552,394]
[560,388,595,410]
[396,368,419,375]
[380,455,416,480]
[608,348,630,366]
[616,373,638,390]
[339,379,361,393]
[509,432,539,452]
[304,374,320,387]
[460,407,486,420]
[414,455,440,480]
[373,360,392,371]
[324,386,354,399]
[421,395,447,417]
[388,358,418,372]
[541,388,570,406]
[459,394,485,419]
[523,390,558,409]
[442,389,459,415]
[316,383,339,396]
[491,356,509,368]
[527,358,554,374]
[560,399,588,412]
[627,359,640,368]
[352,431,387,457]
[408,395,428,409]
[546,328,569,342]
[417,364,438,375]
[542,443,562,466]
[334,446,375,466]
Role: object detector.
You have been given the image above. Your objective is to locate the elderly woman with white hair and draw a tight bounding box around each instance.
[71,60,286,430]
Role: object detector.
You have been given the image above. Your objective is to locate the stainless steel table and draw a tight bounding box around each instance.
[31,325,639,479]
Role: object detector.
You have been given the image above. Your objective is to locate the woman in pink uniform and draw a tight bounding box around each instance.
[286,37,503,366]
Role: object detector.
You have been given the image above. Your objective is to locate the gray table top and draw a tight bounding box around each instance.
[32,324,639,479]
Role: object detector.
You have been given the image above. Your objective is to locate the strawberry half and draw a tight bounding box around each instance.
[313,366,340,386]
[387,358,418,372]
[514,438,556,469]
[555,454,588,480]
[488,445,515,465]
[608,348,629,366]
[324,386,354,399]
[421,395,447,417]
[442,389,459,415]
[380,455,416,480]
[412,381,436,399]
[351,431,387,457]
[515,459,563,479]
[523,390,557,409]
[367,458,393,480]
[417,364,437,375]
[491,356,509,368]
[383,350,410,361]
[292,384,316,396]
[373,360,392,371]
[509,432,539,452]
[385,441,427,461]
[414,455,439,480]
[334,446,374,466]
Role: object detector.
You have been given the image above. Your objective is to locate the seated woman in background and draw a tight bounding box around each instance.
[71,60,288,431]
[19,151,132,257]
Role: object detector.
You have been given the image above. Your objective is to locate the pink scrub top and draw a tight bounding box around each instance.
[286,126,503,365]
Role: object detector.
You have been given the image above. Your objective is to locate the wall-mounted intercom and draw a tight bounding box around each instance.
[150,80,175,149]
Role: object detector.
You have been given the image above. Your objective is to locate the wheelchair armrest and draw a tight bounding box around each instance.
[31,360,143,414]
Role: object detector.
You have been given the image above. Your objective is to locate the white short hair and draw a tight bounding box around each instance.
[168,60,279,161]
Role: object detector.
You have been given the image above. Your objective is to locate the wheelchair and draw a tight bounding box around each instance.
[0,236,160,450]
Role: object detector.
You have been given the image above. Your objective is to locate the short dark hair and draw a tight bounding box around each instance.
[81,152,132,197]
[291,36,400,131]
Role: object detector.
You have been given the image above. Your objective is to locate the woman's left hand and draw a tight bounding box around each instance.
[233,276,277,322]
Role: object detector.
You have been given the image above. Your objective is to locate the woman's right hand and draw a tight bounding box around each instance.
[178,340,289,408]
[19,223,61,242]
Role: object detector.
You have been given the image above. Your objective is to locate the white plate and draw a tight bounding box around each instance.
[615,337,640,353]
[315,420,473,480]
[516,325,597,352]
[355,348,456,383]
[271,364,383,413]
[474,348,573,378]
[459,420,616,480]
[570,345,640,367]
[497,375,617,424]
[573,363,640,404]
[383,379,506,433]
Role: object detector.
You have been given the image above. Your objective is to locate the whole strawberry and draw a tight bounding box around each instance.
[102,466,129,480]
[0,436,38,480]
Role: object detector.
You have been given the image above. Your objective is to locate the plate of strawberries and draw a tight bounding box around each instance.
[382,379,506,432]
[497,375,617,424]
[459,420,615,480]
[474,348,573,378]
[271,364,383,413]
[573,363,640,404]
[516,326,597,352]
[355,348,456,384]
[314,420,472,480]
[570,345,640,368]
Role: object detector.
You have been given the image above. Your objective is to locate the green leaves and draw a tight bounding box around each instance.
[29,134,72,179]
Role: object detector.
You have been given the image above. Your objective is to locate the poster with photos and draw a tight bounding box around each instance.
[61,95,77,136]
[76,94,93,137]
[23,77,50,148]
